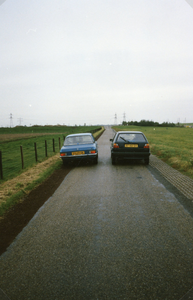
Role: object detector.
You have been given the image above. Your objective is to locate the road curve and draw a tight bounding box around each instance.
[0,127,193,300]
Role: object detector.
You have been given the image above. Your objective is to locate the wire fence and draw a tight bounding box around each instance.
[0,127,102,181]
[0,136,64,181]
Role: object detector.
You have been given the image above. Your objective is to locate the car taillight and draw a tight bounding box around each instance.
[144,144,149,149]
[113,143,119,148]
[60,153,66,156]
[89,150,96,154]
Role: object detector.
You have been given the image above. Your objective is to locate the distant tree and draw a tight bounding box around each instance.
[122,121,127,126]
[125,120,176,127]
[161,122,175,127]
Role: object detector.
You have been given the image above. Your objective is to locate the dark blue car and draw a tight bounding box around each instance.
[60,133,98,165]
[110,131,150,165]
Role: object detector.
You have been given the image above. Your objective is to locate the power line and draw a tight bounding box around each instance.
[17,118,23,126]
[123,112,126,123]
[10,113,13,128]
[114,113,117,125]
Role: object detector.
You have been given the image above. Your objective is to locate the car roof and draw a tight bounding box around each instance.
[66,133,93,137]
[116,131,143,134]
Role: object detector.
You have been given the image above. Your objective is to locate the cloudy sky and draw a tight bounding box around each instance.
[1,0,193,126]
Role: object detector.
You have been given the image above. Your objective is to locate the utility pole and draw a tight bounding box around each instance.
[18,118,23,126]
[114,113,117,125]
[10,113,13,128]
[123,112,126,124]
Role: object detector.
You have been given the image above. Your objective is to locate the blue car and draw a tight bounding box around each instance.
[60,133,98,165]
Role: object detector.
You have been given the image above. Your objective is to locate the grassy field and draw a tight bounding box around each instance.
[113,125,193,179]
[0,125,95,135]
[0,125,101,181]
[0,125,100,141]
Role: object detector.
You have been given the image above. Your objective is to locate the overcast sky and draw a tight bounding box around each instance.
[1,0,193,126]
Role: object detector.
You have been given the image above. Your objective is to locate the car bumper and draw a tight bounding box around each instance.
[111,151,150,160]
[60,153,98,161]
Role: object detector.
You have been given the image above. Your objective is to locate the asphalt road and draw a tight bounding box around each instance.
[1,127,193,300]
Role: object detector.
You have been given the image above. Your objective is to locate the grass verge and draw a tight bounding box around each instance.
[0,156,61,217]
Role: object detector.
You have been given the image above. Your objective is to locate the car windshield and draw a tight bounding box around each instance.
[64,135,94,145]
[117,133,146,142]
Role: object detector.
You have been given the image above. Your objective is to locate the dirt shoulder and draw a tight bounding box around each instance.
[0,163,73,255]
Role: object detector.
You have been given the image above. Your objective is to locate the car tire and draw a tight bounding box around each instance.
[112,155,116,165]
[144,157,149,165]
[63,160,68,166]
[93,156,98,164]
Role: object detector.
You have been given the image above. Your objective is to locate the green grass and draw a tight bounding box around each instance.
[113,125,193,179]
[0,134,63,179]
[0,125,101,181]
[0,125,100,135]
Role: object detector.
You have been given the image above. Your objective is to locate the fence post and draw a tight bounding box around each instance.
[34,142,38,162]
[0,151,3,179]
[45,140,47,157]
[59,137,61,150]
[53,139,55,152]
[20,146,24,169]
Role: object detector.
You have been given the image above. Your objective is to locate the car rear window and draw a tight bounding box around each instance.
[64,135,93,145]
[117,133,146,142]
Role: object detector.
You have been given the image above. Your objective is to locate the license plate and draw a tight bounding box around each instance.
[72,151,85,155]
[125,144,138,148]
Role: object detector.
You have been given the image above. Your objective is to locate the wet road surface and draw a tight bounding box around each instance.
[0,127,193,300]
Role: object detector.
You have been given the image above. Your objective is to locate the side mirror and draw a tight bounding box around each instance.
[110,139,113,142]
